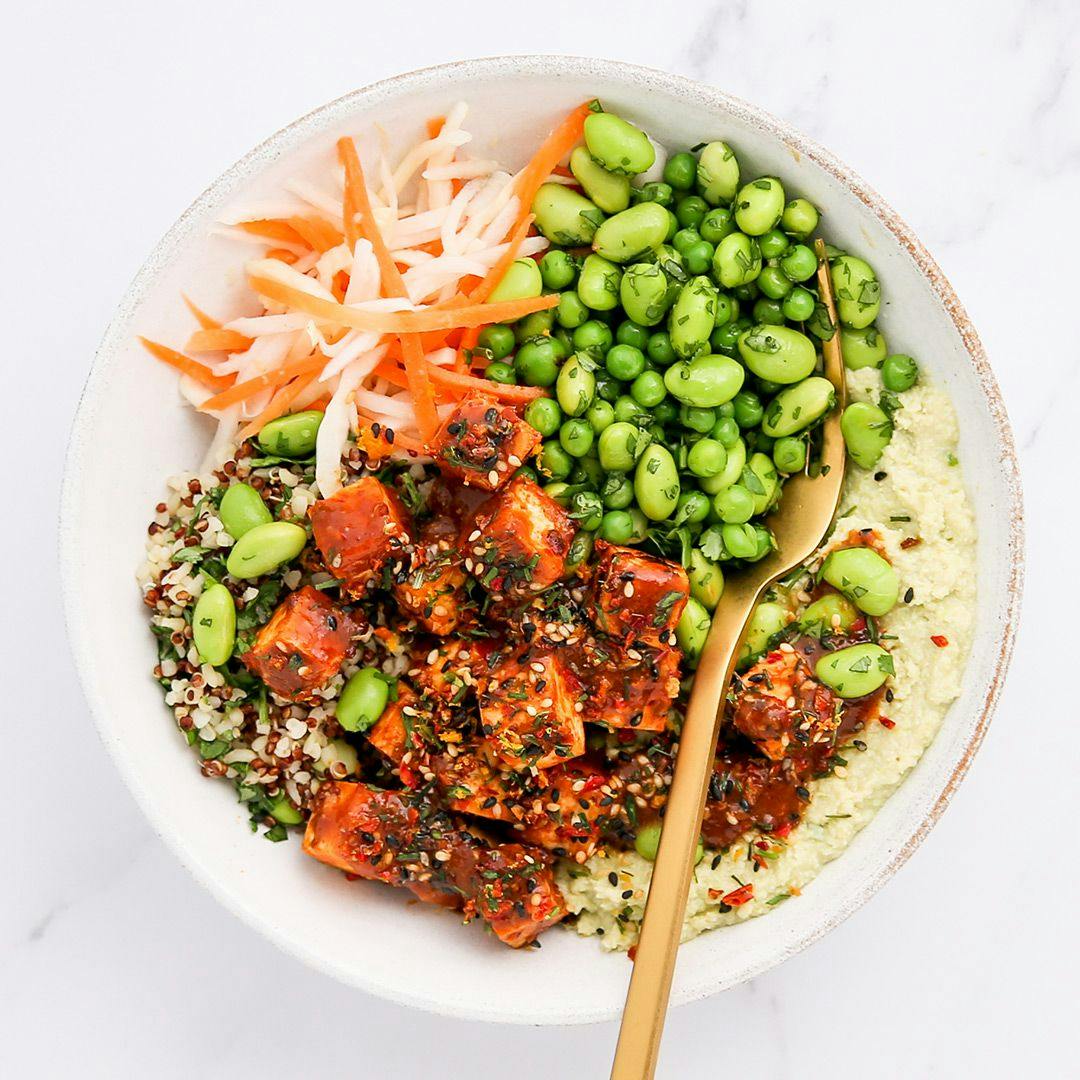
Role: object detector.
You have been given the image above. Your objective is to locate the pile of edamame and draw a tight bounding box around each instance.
[479,108,921,658]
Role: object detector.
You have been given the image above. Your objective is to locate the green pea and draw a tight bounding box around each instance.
[822,546,900,616]
[713,482,755,523]
[488,258,543,304]
[337,668,391,733]
[257,410,323,460]
[647,330,677,365]
[601,472,634,509]
[782,198,819,238]
[782,286,815,322]
[739,601,789,665]
[815,644,894,699]
[831,255,881,329]
[719,522,755,559]
[675,597,711,666]
[840,325,888,370]
[570,490,604,531]
[688,437,728,477]
[737,324,817,384]
[570,145,631,213]
[711,415,741,448]
[664,208,679,242]
[514,339,559,386]
[682,241,714,277]
[757,264,793,300]
[532,182,604,245]
[772,436,807,474]
[627,508,649,543]
[752,298,784,326]
[688,549,724,610]
[631,369,667,407]
[663,151,698,191]
[573,319,614,356]
[515,310,555,342]
[226,521,307,580]
[192,583,236,666]
[268,791,304,825]
[669,276,719,360]
[570,456,605,488]
[673,227,701,256]
[696,141,740,205]
[734,176,785,236]
[539,250,578,291]
[634,444,680,521]
[543,481,573,506]
[606,343,646,381]
[841,402,893,470]
[577,254,622,311]
[664,354,745,408]
[758,228,790,260]
[882,354,919,392]
[598,421,646,472]
[616,320,650,349]
[749,524,775,562]
[524,396,562,437]
[477,324,515,360]
[619,262,672,327]
[761,376,836,437]
[744,452,780,514]
[614,395,647,423]
[586,399,616,434]
[779,244,818,283]
[556,291,589,329]
[556,354,596,416]
[713,232,762,289]
[594,203,670,263]
[599,509,635,543]
[674,195,709,229]
[559,418,595,458]
[538,441,574,480]
[634,181,675,208]
[732,390,764,429]
[675,490,711,526]
[218,483,272,540]
[798,593,859,636]
[566,530,595,572]
[699,207,735,245]
[679,404,717,433]
[700,436,746,493]
[584,112,655,176]
[711,293,735,330]
[485,361,516,385]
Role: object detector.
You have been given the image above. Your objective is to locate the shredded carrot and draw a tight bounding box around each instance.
[511,101,592,229]
[186,328,253,354]
[371,359,411,390]
[287,215,343,253]
[139,337,233,392]
[456,327,480,372]
[237,372,321,440]
[425,363,545,403]
[426,116,445,140]
[398,335,439,439]
[182,296,220,330]
[354,412,426,456]
[466,214,536,303]
[237,219,307,246]
[266,247,299,265]
[200,353,326,412]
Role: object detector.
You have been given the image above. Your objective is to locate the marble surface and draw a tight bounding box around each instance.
[5,1,1077,1076]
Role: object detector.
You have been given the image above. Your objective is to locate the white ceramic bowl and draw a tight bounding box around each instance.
[61,56,1023,1024]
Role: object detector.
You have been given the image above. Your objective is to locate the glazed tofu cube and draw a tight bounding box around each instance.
[310,478,412,597]
[464,476,574,597]
[431,394,541,490]
[365,683,420,764]
[241,586,354,702]
[391,518,468,635]
[465,843,566,947]
[730,648,838,761]
[413,638,495,710]
[589,541,689,647]
[477,647,585,770]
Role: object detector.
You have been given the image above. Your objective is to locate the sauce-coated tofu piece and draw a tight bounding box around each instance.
[431,394,541,490]
[241,586,354,702]
[310,478,412,597]
[589,541,689,647]
[392,517,468,635]
[477,647,585,770]
[464,477,574,597]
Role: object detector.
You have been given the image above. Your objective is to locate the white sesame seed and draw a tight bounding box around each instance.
[624,582,635,598]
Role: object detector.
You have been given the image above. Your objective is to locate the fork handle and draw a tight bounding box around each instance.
[611,577,765,1080]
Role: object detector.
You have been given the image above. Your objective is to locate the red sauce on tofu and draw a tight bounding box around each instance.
[431,394,541,490]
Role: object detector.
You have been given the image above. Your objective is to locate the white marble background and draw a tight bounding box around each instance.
[4,1,1077,1076]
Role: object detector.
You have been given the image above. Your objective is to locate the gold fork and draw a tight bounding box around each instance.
[611,240,848,1079]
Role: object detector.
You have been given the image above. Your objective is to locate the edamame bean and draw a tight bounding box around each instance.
[258,410,323,459]
[524,397,562,437]
[635,181,675,208]
[831,255,881,329]
[598,421,647,472]
[839,325,888,370]
[713,482,755,523]
[633,823,705,864]
[696,141,740,205]
[822,546,900,616]
[226,521,307,579]
[739,601,788,665]
[772,435,807,474]
[815,644,894,699]
[882,354,919,392]
[841,402,893,470]
[570,145,631,213]
[556,354,596,416]
[192,583,236,666]
[634,444,680,520]
[532,182,604,245]
[337,668,391,733]
[668,276,718,359]
[676,597,711,666]
[743,452,780,514]
[737,324,817,384]
[577,254,622,311]
[688,437,727,477]
[722,522,759,559]
[782,198,820,238]
[664,354,745,407]
[539,250,577,291]
[699,435,746,493]
[218,483,272,540]
[688,549,724,610]
[713,232,762,289]
[734,177,785,236]
[583,112,655,175]
[761,376,836,437]
[798,593,859,636]
[488,258,543,304]
[619,262,672,326]
[594,203,670,263]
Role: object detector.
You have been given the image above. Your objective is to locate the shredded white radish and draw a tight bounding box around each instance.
[343,240,380,304]
[247,258,337,302]
[315,348,387,496]
[320,334,385,382]
[178,373,213,409]
[284,179,345,227]
[423,159,497,182]
[201,404,241,473]
[315,243,354,291]
[224,313,311,336]
[634,135,668,186]
[211,226,308,256]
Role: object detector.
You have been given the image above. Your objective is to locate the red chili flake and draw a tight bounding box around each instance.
[616,730,636,744]
[900,537,922,550]
[627,945,638,962]
[754,840,770,851]
[721,884,755,907]
[879,716,896,730]
[582,774,606,792]
[773,822,794,839]
[851,617,867,633]
[931,635,950,648]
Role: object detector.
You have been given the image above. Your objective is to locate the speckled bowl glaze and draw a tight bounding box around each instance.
[61,56,1023,1024]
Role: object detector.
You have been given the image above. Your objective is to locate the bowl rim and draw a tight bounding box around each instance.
[60,53,1025,1023]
